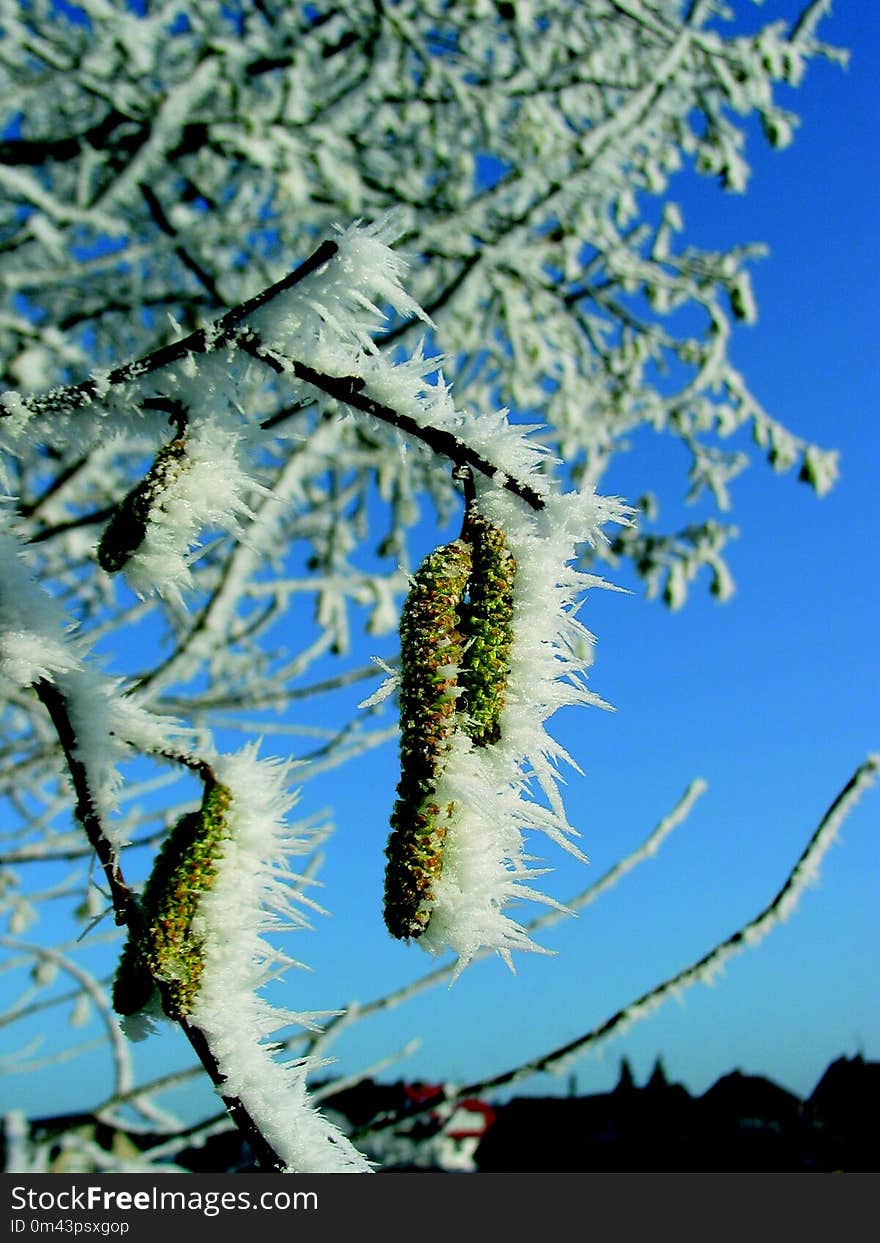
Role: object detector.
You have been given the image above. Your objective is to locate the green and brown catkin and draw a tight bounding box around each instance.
[112,779,232,1021]
[383,516,517,941]
[97,435,189,573]
[383,538,472,941]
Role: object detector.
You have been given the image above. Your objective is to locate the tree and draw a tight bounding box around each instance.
[0,0,874,1173]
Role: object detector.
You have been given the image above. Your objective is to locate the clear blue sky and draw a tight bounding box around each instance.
[2,1,876,1125]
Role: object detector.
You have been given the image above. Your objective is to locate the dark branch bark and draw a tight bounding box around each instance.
[139,183,221,303]
[0,109,131,166]
[178,1018,286,1172]
[32,678,138,930]
[285,356,546,512]
[236,331,545,511]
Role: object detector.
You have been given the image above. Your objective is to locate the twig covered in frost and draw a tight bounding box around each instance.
[0,529,177,863]
[249,351,548,511]
[32,680,138,922]
[0,240,340,422]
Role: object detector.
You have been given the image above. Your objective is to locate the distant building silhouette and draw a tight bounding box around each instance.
[3,1054,876,1172]
[474,1055,879,1172]
[646,1057,668,1091]
[803,1054,880,1171]
[475,1058,701,1172]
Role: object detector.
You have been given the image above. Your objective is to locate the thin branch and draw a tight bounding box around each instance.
[26,504,117,545]
[2,241,340,417]
[375,251,482,348]
[1,982,97,1031]
[31,679,137,929]
[139,182,221,303]
[354,755,878,1139]
[158,658,391,716]
[16,451,92,518]
[247,340,545,511]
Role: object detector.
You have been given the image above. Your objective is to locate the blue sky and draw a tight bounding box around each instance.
[2,1,877,1126]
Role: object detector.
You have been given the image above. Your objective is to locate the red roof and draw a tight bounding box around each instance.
[445,1099,496,1140]
[401,1085,496,1139]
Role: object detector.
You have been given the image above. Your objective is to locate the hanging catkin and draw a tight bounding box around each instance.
[383,514,516,941]
[97,434,189,573]
[112,780,232,1020]
[383,538,471,941]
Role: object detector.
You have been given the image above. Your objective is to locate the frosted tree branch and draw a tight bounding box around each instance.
[247,343,547,511]
[25,685,292,1168]
[30,679,139,930]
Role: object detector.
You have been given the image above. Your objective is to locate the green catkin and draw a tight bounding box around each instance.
[383,539,472,941]
[97,435,189,573]
[383,516,517,942]
[459,515,516,747]
[111,933,155,1018]
[112,780,233,1021]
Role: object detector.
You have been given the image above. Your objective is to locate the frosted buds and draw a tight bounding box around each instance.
[98,433,189,573]
[113,779,232,1021]
[383,512,516,941]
